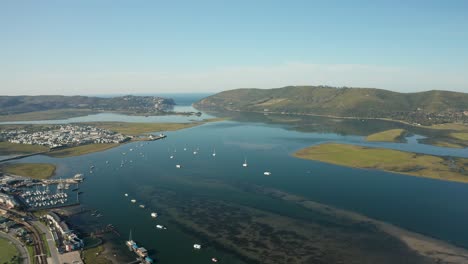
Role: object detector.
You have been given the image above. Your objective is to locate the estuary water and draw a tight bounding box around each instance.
[7,96,468,263]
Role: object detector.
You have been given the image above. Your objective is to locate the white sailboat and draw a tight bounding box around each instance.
[176,164,181,168]
[212,148,216,157]
[242,157,248,167]
[264,171,271,176]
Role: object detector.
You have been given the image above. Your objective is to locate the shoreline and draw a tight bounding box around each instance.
[194,107,468,130]
[293,142,468,184]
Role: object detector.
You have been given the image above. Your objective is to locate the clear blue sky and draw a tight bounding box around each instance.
[1,0,467,95]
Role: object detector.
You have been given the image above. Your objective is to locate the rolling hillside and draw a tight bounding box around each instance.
[194,86,468,124]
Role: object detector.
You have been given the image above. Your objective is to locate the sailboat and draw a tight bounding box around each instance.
[242,157,248,167]
[212,148,216,157]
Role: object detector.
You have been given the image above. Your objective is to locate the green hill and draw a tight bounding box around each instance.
[194,86,468,125]
[0,95,175,116]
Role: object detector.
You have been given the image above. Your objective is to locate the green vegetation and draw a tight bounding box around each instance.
[84,122,201,135]
[366,129,406,142]
[48,144,119,158]
[451,132,468,141]
[0,95,174,118]
[1,163,56,179]
[40,233,51,257]
[427,123,468,131]
[430,140,465,149]
[294,143,468,183]
[0,109,95,122]
[26,245,33,264]
[0,237,19,264]
[194,86,468,125]
[0,142,49,156]
[82,246,112,264]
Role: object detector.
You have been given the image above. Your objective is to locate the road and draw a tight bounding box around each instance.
[32,221,60,264]
[0,231,30,264]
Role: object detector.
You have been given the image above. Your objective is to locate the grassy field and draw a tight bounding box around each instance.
[294,143,468,183]
[1,163,56,179]
[427,123,468,132]
[0,142,49,155]
[82,246,112,264]
[366,129,406,142]
[48,144,119,158]
[83,122,200,135]
[0,109,95,122]
[451,132,468,141]
[430,140,465,149]
[0,237,19,264]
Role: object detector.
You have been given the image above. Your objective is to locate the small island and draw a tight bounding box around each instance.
[293,143,468,183]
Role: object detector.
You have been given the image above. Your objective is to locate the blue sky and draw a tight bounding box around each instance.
[1,0,467,95]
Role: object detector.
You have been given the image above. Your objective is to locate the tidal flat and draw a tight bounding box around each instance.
[136,184,438,264]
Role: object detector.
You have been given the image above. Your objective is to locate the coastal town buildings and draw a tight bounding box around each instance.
[44,212,84,252]
[1,124,129,148]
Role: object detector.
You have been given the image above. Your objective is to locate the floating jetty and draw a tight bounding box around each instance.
[126,230,154,264]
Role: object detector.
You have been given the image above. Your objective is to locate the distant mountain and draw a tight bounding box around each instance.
[194,86,468,125]
[0,95,175,115]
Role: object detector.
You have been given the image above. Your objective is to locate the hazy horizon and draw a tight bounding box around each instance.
[1,1,467,95]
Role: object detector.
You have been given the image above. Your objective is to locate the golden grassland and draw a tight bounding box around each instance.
[450,132,468,141]
[430,140,465,149]
[293,143,468,183]
[0,109,95,122]
[47,144,119,158]
[426,123,468,132]
[84,118,225,135]
[0,142,49,155]
[1,163,56,179]
[84,122,201,135]
[366,129,406,142]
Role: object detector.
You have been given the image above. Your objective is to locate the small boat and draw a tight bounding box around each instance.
[156,224,166,230]
[124,193,129,197]
[176,164,181,168]
[264,171,271,176]
[212,148,216,157]
[151,212,158,218]
[193,244,201,250]
[212,258,219,263]
[139,204,145,209]
[243,158,248,167]
[90,165,95,169]
[170,155,174,159]
[193,150,198,155]
[131,199,136,203]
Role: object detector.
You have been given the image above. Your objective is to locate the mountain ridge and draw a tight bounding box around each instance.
[194,86,468,125]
